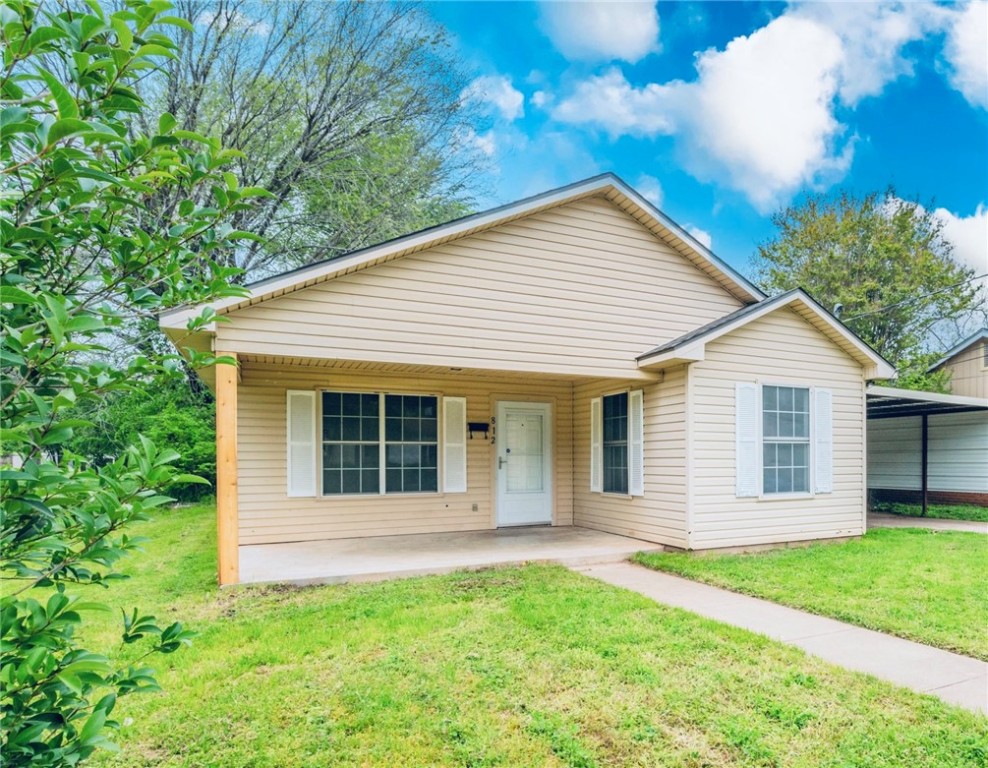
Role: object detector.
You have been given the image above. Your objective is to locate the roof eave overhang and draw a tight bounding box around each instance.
[926,329,988,372]
[867,385,988,419]
[159,173,765,331]
[637,289,897,380]
[637,343,705,370]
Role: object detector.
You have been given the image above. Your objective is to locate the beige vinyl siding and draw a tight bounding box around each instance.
[237,362,574,545]
[689,308,867,549]
[868,412,988,493]
[572,367,689,548]
[941,342,988,399]
[215,198,742,378]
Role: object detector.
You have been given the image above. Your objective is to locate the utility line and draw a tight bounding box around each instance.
[842,272,988,321]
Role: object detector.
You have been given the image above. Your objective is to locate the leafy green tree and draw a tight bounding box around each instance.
[1,1,257,763]
[753,190,986,390]
[64,380,216,502]
[139,0,479,279]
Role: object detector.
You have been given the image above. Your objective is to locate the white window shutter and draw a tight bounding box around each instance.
[590,397,603,492]
[814,388,833,493]
[735,383,759,497]
[443,396,467,493]
[629,389,645,496]
[286,390,316,497]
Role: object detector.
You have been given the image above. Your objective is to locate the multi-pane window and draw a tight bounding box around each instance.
[385,395,438,493]
[762,385,810,494]
[602,392,629,494]
[321,392,438,495]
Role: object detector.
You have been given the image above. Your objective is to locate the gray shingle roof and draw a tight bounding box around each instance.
[637,290,800,361]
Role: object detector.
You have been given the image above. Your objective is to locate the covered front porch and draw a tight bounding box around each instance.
[238,525,666,586]
[212,353,670,585]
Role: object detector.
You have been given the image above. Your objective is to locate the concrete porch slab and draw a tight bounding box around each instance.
[238,526,665,586]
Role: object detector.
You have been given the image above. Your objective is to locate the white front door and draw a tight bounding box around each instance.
[496,401,553,526]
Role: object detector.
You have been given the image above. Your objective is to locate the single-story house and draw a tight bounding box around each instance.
[928,328,987,399]
[161,174,895,585]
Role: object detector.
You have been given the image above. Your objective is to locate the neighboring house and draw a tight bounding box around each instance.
[160,174,894,585]
[928,329,988,399]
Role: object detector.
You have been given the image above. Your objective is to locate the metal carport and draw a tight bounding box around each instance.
[867,386,988,515]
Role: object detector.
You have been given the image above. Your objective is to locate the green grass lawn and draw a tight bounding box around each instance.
[50,503,986,766]
[635,529,988,660]
[871,501,988,522]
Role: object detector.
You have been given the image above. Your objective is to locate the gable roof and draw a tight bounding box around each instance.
[636,288,897,380]
[928,328,988,371]
[159,173,765,329]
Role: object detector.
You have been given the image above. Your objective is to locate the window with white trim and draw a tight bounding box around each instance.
[761,385,810,494]
[321,392,438,495]
[603,392,629,494]
[385,395,438,493]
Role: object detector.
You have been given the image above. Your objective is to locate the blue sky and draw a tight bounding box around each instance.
[427,1,988,279]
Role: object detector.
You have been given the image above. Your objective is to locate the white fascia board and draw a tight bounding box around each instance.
[608,179,766,302]
[637,342,706,369]
[788,292,896,379]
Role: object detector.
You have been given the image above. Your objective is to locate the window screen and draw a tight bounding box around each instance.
[602,392,629,494]
[385,395,438,493]
[762,385,810,494]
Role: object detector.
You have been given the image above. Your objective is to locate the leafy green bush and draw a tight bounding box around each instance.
[1,1,259,764]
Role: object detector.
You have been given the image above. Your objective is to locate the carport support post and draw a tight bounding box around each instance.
[216,352,239,585]
[920,413,929,517]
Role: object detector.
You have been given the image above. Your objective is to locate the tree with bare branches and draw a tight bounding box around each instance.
[138,0,481,279]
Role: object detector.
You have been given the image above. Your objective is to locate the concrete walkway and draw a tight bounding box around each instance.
[575,562,988,715]
[869,512,988,534]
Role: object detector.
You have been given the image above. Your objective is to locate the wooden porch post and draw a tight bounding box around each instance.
[215,352,239,585]
[920,413,929,518]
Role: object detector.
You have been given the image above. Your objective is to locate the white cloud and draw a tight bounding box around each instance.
[552,68,677,136]
[539,1,660,63]
[531,90,549,109]
[936,204,988,280]
[553,16,852,211]
[549,3,988,212]
[942,1,988,109]
[635,174,663,207]
[196,9,271,35]
[790,2,945,105]
[685,225,712,250]
[457,127,497,157]
[461,75,525,121]
[684,15,852,211]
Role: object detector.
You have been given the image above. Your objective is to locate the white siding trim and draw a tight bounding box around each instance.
[629,389,645,496]
[590,397,602,492]
[685,365,695,548]
[443,396,468,493]
[735,382,759,497]
[814,387,834,494]
[861,381,868,531]
[286,390,317,497]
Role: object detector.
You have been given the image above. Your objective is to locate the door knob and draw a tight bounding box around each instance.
[498,456,507,469]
